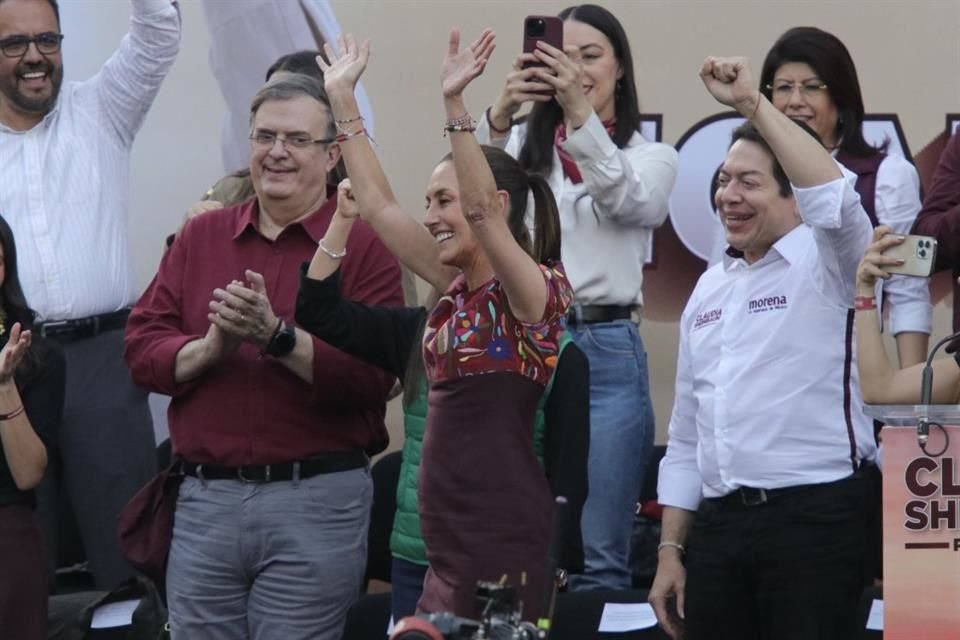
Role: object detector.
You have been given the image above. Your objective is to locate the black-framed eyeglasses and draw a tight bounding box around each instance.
[249,130,335,150]
[0,32,64,59]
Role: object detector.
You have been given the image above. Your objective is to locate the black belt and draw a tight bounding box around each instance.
[566,304,634,325]
[180,451,368,483]
[36,309,131,341]
[709,464,871,507]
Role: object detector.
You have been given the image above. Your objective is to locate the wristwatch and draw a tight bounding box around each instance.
[265,320,297,358]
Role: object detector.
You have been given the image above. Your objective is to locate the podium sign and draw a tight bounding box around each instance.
[881,424,960,639]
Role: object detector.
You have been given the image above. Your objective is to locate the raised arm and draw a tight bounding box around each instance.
[317,37,456,293]
[441,28,550,323]
[700,56,840,188]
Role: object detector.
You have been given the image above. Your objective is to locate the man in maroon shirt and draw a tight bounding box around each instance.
[124,74,402,640]
[913,132,960,330]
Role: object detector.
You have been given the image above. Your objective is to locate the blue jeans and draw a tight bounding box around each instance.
[390,556,428,622]
[166,469,371,640]
[566,320,654,591]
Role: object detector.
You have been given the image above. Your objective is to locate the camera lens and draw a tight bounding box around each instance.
[526,18,546,38]
[919,249,927,258]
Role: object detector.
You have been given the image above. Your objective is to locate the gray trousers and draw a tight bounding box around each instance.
[35,328,156,589]
[167,468,372,640]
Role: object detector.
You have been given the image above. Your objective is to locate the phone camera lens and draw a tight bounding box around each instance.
[919,249,928,258]
[527,18,547,38]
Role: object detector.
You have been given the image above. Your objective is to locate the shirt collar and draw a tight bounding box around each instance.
[232,184,337,241]
[722,223,808,270]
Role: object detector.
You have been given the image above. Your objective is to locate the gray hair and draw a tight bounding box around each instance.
[249,73,336,141]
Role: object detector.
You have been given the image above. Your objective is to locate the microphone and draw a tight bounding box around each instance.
[537,496,568,638]
[917,331,960,446]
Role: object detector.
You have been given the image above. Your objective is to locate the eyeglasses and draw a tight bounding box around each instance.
[767,80,829,101]
[0,32,64,59]
[249,130,335,151]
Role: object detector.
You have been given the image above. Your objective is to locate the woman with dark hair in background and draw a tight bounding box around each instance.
[760,26,929,368]
[480,4,678,591]
[0,215,65,639]
[303,30,583,621]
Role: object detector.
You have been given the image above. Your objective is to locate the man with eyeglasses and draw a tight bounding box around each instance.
[0,0,180,590]
[124,73,403,639]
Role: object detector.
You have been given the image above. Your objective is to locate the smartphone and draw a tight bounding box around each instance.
[522,15,564,67]
[881,234,938,277]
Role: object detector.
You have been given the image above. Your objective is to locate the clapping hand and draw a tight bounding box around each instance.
[440,28,496,99]
[0,323,30,386]
[209,271,280,349]
[699,56,760,117]
[317,34,370,96]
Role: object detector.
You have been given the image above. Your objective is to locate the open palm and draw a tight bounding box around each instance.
[317,34,369,94]
[441,28,496,99]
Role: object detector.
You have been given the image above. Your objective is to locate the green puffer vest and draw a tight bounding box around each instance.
[389,333,572,565]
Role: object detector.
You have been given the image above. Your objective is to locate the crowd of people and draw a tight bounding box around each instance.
[0,1,957,639]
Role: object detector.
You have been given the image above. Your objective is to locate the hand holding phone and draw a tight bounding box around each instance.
[522,16,563,97]
[880,234,937,277]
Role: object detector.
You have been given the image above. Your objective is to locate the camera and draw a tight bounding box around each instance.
[525,18,547,38]
[390,582,546,640]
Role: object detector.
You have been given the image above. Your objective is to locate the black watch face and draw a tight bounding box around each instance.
[268,326,296,357]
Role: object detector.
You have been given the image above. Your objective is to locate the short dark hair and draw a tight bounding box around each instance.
[518,4,641,176]
[728,119,823,198]
[760,26,880,158]
[265,50,323,82]
[249,74,335,141]
[0,0,60,25]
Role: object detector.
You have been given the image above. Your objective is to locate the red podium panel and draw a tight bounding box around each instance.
[882,425,960,639]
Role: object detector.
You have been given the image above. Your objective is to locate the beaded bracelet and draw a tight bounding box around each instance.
[335,114,364,125]
[335,128,370,144]
[446,113,474,127]
[318,238,347,260]
[0,405,25,421]
[443,124,477,136]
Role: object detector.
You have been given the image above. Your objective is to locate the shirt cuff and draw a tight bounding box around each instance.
[889,301,933,336]
[562,111,617,164]
[656,463,703,511]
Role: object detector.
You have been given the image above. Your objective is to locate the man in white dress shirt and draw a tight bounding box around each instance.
[649,56,875,640]
[0,0,180,588]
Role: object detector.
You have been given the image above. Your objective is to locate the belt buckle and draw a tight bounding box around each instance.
[740,487,768,506]
[237,465,269,483]
[39,320,70,338]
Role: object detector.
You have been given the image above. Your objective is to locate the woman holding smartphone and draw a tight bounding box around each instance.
[480,4,678,591]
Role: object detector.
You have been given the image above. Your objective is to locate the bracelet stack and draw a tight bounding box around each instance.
[444,113,476,136]
[334,114,374,145]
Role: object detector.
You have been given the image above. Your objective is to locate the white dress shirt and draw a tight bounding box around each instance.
[200,0,375,174]
[0,0,180,321]
[870,153,930,335]
[477,112,677,307]
[658,174,877,511]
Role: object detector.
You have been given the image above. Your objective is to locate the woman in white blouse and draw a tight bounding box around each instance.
[478,4,678,591]
[760,26,930,367]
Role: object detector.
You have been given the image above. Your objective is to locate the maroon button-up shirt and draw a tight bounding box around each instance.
[125,194,403,465]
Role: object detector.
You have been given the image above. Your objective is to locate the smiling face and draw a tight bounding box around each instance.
[716,139,800,263]
[422,161,481,271]
[770,62,839,149]
[248,95,339,219]
[563,18,622,122]
[0,0,63,129]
